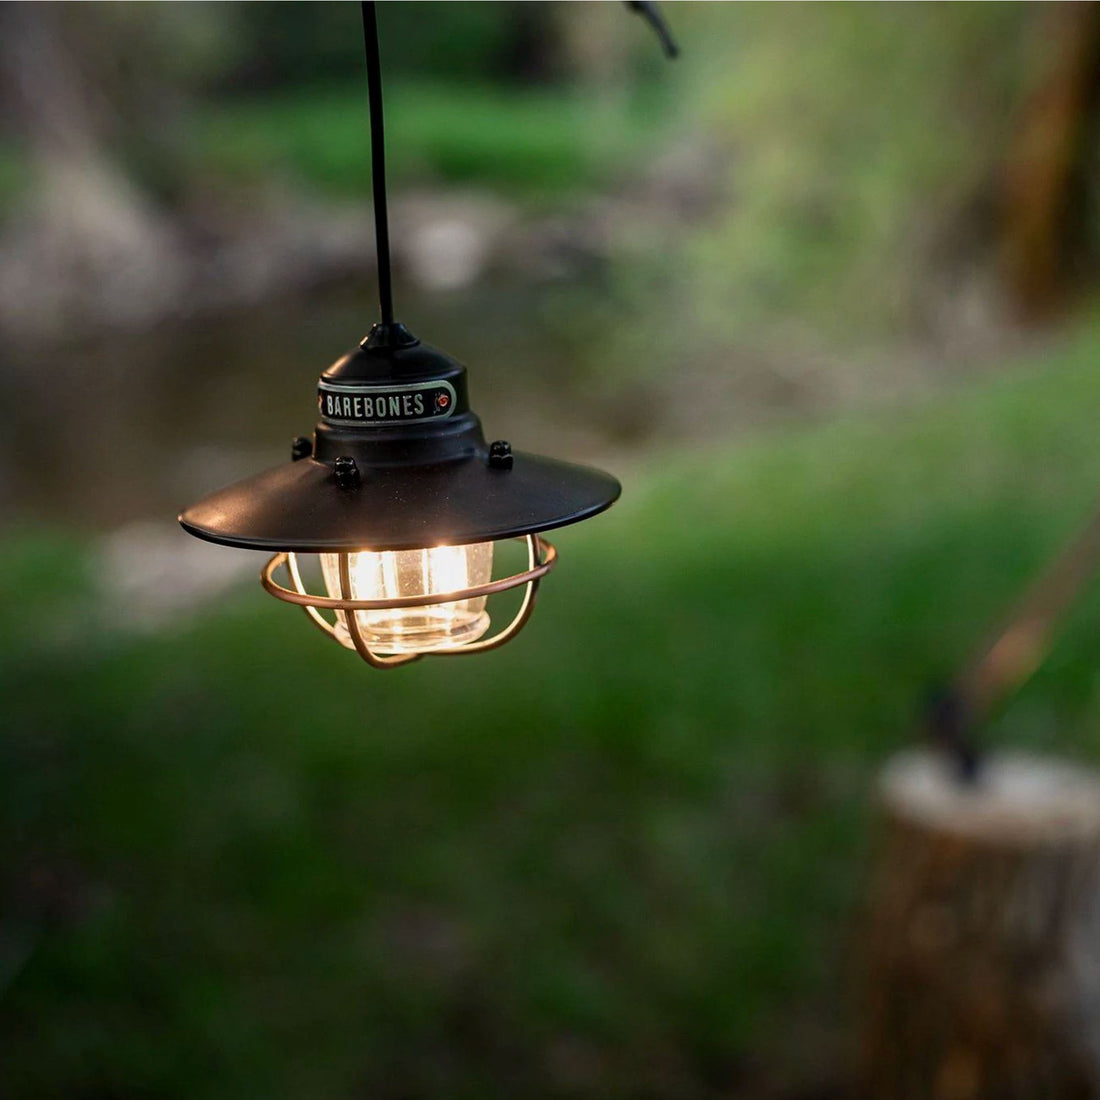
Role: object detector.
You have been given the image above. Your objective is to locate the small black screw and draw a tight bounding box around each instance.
[334,456,361,490]
[291,436,313,461]
[488,440,513,470]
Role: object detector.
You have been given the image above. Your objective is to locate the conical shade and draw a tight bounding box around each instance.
[180,450,621,553]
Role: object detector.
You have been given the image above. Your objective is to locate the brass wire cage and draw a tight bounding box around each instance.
[260,534,557,668]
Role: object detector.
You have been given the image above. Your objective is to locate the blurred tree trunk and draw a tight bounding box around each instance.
[999,2,1100,320]
[857,749,1100,1100]
[0,3,181,332]
[1,2,105,166]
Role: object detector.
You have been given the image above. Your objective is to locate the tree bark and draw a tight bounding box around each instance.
[0,3,183,335]
[858,749,1100,1100]
[999,2,1100,320]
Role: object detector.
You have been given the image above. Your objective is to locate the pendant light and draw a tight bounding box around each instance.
[179,3,674,669]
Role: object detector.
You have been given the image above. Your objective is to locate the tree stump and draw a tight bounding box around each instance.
[858,749,1100,1100]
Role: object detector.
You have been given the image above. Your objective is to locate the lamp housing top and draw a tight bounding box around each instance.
[178,322,621,553]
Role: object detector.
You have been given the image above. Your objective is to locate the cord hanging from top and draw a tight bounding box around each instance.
[360,1,394,326]
[357,1,677,328]
[626,1,680,59]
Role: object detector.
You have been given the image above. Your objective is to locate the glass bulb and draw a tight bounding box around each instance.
[320,542,493,653]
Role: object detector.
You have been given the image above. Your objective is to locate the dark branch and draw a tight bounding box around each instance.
[626,1,680,60]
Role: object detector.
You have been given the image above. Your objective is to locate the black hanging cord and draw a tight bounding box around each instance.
[360,1,394,325]
[357,1,674,327]
[626,1,680,60]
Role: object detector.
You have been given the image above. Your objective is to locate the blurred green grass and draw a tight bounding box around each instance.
[5,320,1100,1098]
[191,79,669,200]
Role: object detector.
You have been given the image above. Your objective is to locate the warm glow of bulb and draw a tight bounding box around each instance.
[320,542,493,653]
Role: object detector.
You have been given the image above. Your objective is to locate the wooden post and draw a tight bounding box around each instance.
[999,3,1100,320]
[858,748,1100,1100]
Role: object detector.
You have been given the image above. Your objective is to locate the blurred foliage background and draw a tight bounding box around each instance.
[4,3,1100,1098]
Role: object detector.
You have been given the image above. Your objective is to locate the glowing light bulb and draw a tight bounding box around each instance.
[320,542,493,653]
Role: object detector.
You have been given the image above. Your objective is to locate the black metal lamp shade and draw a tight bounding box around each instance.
[178,448,619,554]
[179,325,621,668]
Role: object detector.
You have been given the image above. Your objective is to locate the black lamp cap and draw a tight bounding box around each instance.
[321,322,464,392]
[361,320,418,350]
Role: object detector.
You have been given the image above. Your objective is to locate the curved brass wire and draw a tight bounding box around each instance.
[261,535,556,667]
[263,537,556,611]
[339,547,422,668]
[286,549,418,666]
[286,551,338,639]
[428,535,543,656]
